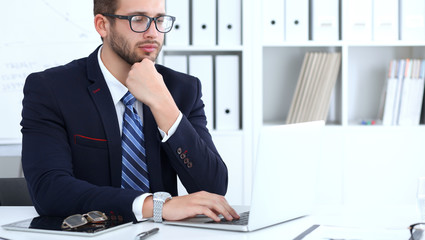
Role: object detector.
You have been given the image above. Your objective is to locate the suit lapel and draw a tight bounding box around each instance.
[87,47,122,187]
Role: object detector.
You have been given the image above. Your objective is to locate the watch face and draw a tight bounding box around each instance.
[154,192,172,201]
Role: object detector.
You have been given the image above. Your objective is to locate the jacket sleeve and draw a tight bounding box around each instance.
[21,72,141,221]
[161,77,228,195]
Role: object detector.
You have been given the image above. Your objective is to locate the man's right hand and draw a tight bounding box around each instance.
[162,191,240,222]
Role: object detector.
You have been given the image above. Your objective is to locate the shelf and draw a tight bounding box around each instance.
[261,44,425,127]
[263,41,425,48]
[342,41,425,47]
[346,46,425,124]
[163,45,244,52]
[262,47,343,125]
[263,41,343,47]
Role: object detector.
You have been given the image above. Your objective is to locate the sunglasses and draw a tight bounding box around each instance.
[61,211,108,229]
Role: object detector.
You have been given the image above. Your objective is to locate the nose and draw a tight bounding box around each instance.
[143,20,159,38]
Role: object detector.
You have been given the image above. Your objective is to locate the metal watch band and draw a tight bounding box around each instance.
[153,192,172,223]
[153,199,164,222]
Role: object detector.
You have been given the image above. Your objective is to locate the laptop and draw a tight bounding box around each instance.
[163,120,325,232]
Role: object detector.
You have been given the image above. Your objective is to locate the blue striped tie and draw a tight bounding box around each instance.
[121,91,150,192]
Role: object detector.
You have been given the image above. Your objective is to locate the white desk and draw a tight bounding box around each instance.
[0,205,421,240]
[0,144,21,157]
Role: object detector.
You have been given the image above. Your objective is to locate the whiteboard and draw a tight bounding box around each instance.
[0,0,102,143]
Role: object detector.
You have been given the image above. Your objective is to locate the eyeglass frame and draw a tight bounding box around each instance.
[102,13,176,33]
[409,223,425,240]
[61,211,108,229]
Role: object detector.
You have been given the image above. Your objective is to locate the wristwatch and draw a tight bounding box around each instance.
[153,192,172,223]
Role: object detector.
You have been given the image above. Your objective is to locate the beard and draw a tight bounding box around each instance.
[109,28,162,65]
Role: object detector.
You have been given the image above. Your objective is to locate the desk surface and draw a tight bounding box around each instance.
[0,205,420,240]
[0,144,21,157]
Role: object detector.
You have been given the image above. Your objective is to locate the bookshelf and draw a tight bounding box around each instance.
[251,0,425,128]
[260,44,425,126]
[248,0,425,206]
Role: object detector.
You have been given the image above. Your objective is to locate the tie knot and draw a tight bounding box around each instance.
[122,91,136,106]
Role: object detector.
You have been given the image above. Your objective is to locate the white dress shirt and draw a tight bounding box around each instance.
[97,46,182,220]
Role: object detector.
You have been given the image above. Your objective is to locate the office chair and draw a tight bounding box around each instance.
[0,178,33,206]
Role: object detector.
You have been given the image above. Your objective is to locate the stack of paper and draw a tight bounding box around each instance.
[286,52,341,124]
[382,59,425,126]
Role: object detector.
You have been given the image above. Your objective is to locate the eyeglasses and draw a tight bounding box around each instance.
[103,13,176,33]
[61,211,108,229]
[409,223,424,240]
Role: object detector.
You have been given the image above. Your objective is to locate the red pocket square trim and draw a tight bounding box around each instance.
[74,134,107,144]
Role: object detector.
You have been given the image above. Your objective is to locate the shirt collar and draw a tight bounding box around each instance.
[97,45,128,105]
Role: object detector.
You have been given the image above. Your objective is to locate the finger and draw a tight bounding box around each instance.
[211,195,240,220]
[190,192,238,221]
[216,197,240,219]
[141,58,154,64]
[203,197,235,221]
[200,207,221,222]
[226,206,240,219]
[141,58,156,70]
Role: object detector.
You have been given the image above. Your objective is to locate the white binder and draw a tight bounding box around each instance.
[393,59,406,125]
[189,55,214,131]
[285,0,309,41]
[311,0,339,41]
[165,0,189,46]
[399,59,425,125]
[413,60,425,124]
[373,0,399,41]
[343,0,372,41]
[262,0,285,44]
[163,55,187,74]
[192,0,216,46]
[400,0,425,41]
[215,55,240,130]
[218,0,241,46]
[382,60,398,126]
[398,59,414,125]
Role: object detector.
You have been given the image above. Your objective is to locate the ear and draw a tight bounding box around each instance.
[94,14,109,39]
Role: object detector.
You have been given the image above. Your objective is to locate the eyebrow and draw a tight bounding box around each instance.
[126,11,166,17]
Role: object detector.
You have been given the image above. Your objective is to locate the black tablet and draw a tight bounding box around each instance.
[2,214,133,237]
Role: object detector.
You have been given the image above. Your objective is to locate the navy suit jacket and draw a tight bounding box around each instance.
[21,46,228,221]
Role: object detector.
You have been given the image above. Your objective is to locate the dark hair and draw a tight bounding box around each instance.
[93,0,119,16]
[94,0,119,41]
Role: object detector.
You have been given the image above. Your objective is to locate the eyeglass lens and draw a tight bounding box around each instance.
[64,215,88,228]
[86,211,107,222]
[410,223,425,240]
[130,15,174,33]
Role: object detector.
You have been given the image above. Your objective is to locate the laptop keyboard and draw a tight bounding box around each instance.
[209,211,250,225]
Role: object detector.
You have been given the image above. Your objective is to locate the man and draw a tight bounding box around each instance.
[21,0,239,223]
